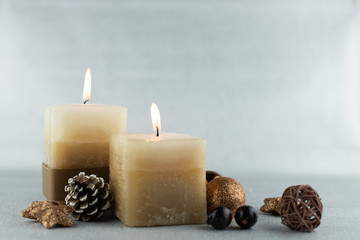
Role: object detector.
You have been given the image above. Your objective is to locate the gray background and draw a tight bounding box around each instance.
[1,1,360,239]
[1,0,359,174]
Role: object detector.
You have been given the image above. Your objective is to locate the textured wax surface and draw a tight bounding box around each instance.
[44,104,127,168]
[45,104,127,142]
[110,133,206,170]
[123,133,203,142]
[5,170,360,240]
[110,133,207,226]
[114,169,206,227]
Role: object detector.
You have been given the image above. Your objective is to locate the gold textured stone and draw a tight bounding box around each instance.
[206,177,246,217]
[260,197,281,215]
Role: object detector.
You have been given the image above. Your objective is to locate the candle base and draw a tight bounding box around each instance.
[42,163,109,202]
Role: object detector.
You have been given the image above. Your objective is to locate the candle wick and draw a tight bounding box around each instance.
[156,126,159,137]
[83,99,90,104]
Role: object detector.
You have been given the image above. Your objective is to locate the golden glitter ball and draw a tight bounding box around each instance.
[206,177,246,217]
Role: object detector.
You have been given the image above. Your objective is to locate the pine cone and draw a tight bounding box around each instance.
[64,172,112,221]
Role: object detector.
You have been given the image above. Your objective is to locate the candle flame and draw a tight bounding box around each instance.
[82,67,91,103]
[151,102,161,136]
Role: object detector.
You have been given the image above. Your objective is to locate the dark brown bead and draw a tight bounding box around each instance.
[206,170,222,183]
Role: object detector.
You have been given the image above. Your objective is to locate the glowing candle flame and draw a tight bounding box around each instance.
[82,67,91,104]
[151,102,161,137]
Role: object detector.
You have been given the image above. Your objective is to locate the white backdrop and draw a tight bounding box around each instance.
[0,0,359,175]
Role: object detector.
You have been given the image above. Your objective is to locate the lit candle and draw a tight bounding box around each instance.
[110,103,206,227]
[43,68,127,201]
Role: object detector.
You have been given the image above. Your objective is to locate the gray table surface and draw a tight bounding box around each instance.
[2,170,359,240]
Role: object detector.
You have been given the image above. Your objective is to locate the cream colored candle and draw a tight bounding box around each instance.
[44,104,127,168]
[110,103,206,227]
[42,68,127,201]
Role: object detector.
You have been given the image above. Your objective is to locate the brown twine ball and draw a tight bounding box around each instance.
[280,184,323,232]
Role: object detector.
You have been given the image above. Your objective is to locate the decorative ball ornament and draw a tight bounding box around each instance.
[280,184,323,232]
[207,177,246,217]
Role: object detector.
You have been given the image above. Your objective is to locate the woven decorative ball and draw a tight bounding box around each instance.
[280,184,323,232]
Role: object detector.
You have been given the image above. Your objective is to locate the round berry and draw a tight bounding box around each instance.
[235,205,258,229]
[206,170,222,183]
[207,206,232,230]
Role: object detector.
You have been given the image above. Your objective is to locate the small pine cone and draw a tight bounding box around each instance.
[64,172,112,221]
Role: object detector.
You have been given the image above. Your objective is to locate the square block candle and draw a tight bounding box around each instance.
[43,104,127,201]
[42,68,127,201]
[110,133,207,227]
[44,104,127,169]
